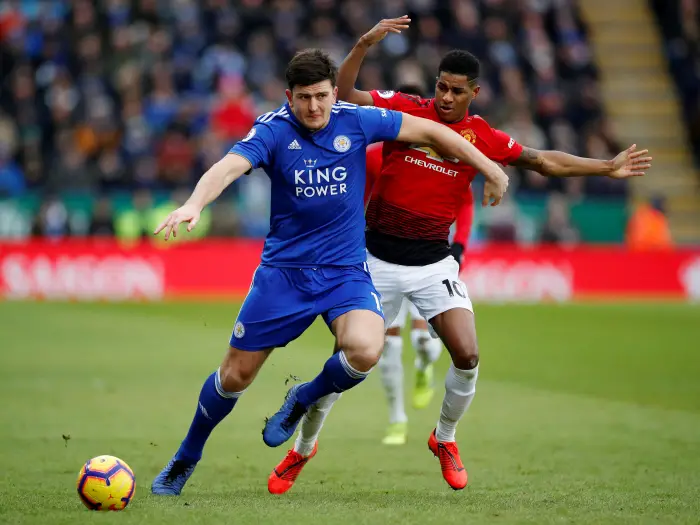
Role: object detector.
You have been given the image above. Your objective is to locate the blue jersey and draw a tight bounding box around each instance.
[229,102,403,267]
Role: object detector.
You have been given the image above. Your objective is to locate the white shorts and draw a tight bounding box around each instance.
[388,298,423,329]
[368,252,474,333]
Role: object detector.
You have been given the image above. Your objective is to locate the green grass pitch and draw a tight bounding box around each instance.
[1,300,699,524]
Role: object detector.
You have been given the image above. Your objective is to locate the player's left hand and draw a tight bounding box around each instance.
[154,203,202,241]
[607,144,652,179]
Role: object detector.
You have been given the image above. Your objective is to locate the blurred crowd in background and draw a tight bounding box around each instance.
[0,0,680,245]
[651,0,700,167]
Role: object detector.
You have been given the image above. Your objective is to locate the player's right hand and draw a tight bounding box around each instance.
[153,203,201,241]
[359,16,411,48]
[482,169,509,207]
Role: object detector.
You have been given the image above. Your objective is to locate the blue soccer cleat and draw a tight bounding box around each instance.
[263,383,309,448]
[151,457,197,496]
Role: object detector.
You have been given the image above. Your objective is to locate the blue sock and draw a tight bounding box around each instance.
[175,370,242,463]
[296,351,369,408]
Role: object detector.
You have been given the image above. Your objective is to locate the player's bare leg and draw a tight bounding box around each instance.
[332,308,386,370]
[153,346,272,495]
[263,309,384,447]
[426,307,478,490]
[218,345,273,391]
[380,325,408,445]
[410,316,443,409]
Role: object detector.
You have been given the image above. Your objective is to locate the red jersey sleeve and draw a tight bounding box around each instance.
[474,117,523,166]
[453,187,474,247]
[364,142,383,205]
[369,90,429,111]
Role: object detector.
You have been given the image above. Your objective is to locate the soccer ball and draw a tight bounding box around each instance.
[76,455,136,511]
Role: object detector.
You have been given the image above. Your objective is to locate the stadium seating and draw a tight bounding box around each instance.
[0,0,649,243]
[650,0,700,168]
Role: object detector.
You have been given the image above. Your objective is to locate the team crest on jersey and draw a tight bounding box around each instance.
[377,90,395,99]
[242,127,256,142]
[333,135,351,152]
[460,129,477,144]
[233,321,245,339]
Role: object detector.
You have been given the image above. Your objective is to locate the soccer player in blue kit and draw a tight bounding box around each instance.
[150,49,509,495]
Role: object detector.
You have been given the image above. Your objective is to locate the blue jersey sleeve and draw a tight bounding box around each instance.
[356,106,403,145]
[228,124,276,169]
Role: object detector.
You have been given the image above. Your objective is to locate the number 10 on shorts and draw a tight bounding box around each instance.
[442,279,466,298]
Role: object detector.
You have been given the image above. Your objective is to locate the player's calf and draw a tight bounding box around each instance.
[410,320,442,410]
[378,335,408,429]
[152,347,270,495]
[429,308,479,444]
[219,345,272,391]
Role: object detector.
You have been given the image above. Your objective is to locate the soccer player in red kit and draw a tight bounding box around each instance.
[267,16,652,494]
[364,84,476,446]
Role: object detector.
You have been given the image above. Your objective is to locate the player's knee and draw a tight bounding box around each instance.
[340,335,384,372]
[451,338,479,370]
[335,311,385,372]
[344,346,382,372]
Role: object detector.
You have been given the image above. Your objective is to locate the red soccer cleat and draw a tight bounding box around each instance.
[267,442,318,495]
[428,429,468,490]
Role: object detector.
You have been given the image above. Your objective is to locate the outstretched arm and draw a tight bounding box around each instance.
[337,16,411,105]
[154,153,252,240]
[396,113,509,206]
[511,145,652,179]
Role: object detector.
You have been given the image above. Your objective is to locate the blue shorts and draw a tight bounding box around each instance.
[230,263,384,351]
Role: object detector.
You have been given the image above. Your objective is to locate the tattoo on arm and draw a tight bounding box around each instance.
[511,147,545,171]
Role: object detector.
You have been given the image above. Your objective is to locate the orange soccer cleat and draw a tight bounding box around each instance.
[267,442,318,495]
[428,429,468,490]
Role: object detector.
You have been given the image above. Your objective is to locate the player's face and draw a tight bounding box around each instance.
[434,72,480,123]
[286,81,338,131]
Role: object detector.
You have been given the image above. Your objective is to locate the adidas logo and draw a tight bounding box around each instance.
[288,139,301,150]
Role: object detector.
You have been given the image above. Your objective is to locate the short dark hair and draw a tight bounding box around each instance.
[438,50,480,83]
[397,84,425,97]
[285,49,338,90]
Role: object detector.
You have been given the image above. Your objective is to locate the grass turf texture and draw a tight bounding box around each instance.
[1,301,699,524]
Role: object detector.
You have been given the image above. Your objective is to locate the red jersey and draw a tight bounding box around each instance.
[364,142,383,205]
[365,142,474,246]
[365,90,523,265]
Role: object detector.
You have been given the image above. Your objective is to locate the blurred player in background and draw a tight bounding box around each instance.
[366,85,475,446]
[268,17,652,494]
[151,48,510,496]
